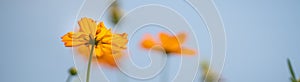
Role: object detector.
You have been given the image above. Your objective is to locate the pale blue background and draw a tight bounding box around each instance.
[0,0,299,82]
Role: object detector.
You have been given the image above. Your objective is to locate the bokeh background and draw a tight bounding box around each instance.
[0,0,299,82]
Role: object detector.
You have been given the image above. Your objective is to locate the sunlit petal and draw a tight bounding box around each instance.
[78,17,97,35]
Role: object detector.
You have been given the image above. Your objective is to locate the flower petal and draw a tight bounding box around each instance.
[159,32,180,52]
[112,33,128,48]
[176,32,186,44]
[159,32,170,44]
[141,34,156,49]
[173,47,196,55]
[76,45,90,56]
[64,41,86,47]
[78,17,97,35]
[94,46,104,57]
[96,52,122,68]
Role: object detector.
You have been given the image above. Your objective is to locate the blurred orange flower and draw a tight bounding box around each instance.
[141,32,196,55]
[61,17,128,68]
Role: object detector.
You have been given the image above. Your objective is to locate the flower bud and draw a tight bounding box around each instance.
[69,67,78,76]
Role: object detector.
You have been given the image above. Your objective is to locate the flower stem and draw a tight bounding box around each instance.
[66,75,72,82]
[161,55,170,82]
[287,58,297,82]
[86,44,95,82]
[117,69,127,82]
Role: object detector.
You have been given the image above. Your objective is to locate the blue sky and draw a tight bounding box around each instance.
[0,0,299,82]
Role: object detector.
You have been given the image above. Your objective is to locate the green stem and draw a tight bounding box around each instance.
[86,44,95,82]
[161,55,170,82]
[287,58,297,82]
[117,69,127,82]
[66,75,72,82]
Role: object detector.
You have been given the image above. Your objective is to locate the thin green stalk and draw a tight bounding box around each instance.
[66,75,72,82]
[287,58,297,82]
[161,55,170,82]
[117,69,128,82]
[86,44,95,82]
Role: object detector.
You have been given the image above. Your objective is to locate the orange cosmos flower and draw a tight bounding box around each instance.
[61,17,128,68]
[141,32,196,55]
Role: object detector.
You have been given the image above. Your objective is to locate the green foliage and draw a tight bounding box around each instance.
[287,58,299,82]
